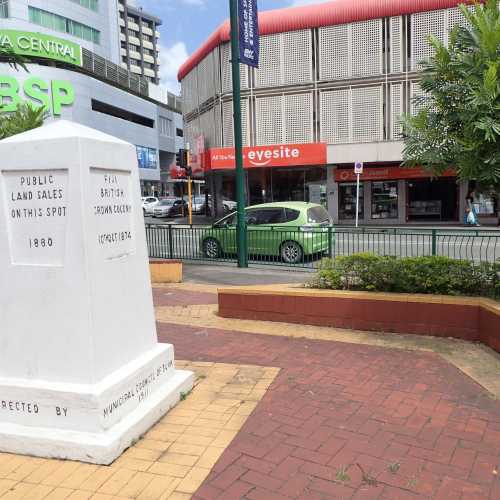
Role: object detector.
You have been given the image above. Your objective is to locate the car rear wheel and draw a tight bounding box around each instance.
[281,241,303,264]
[203,238,221,259]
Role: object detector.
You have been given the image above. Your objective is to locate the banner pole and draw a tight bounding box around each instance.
[355,173,360,228]
[229,0,248,268]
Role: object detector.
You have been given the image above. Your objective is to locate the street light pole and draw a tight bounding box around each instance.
[229,0,248,268]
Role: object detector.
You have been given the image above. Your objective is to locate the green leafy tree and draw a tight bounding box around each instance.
[0,102,47,140]
[402,0,500,188]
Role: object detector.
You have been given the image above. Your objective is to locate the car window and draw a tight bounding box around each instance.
[214,213,236,227]
[245,209,260,225]
[307,206,331,224]
[146,197,155,203]
[160,199,174,206]
[258,208,285,225]
[283,209,300,223]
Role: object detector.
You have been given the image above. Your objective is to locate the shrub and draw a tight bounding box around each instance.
[310,253,499,300]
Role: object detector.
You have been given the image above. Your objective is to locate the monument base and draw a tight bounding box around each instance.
[0,344,194,464]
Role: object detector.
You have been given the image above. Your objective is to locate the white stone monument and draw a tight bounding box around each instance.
[0,121,193,464]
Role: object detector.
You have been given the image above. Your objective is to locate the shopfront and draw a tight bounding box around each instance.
[205,143,329,215]
[333,165,463,225]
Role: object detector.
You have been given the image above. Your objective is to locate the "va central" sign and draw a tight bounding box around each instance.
[0,30,82,67]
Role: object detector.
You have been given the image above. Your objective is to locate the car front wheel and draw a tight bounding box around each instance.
[281,241,303,264]
[203,238,221,259]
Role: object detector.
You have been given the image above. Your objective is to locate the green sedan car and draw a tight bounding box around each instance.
[200,202,334,264]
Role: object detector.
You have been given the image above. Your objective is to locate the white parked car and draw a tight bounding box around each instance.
[223,199,237,213]
[141,196,159,215]
[204,196,238,214]
[182,195,203,214]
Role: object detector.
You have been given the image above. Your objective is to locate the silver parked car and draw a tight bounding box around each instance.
[153,198,187,218]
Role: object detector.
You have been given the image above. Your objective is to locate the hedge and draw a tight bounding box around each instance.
[310,253,500,300]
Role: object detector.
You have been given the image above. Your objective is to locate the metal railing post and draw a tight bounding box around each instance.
[168,224,174,260]
[328,226,333,258]
[432,229,437,256]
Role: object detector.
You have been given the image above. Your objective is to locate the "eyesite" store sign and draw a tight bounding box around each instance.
[207,143,327,170]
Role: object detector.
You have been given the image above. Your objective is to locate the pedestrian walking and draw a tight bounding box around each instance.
[465,189,480,226]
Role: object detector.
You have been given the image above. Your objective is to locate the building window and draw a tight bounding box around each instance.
[159,117,173,137]
[176,128,184,138]
[128,29,137,38]
[0,0,8,18]
[28,7,100,44]
[69,0,98,12]
[371,181,399,219]
[339,183,364,220]
[136,145,158,169]
[474,192,497,216]
[91,99,155,128]
[121,56,128,63]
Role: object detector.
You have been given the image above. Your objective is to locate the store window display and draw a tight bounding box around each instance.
[339,183,364,220]
[371,181,398,219]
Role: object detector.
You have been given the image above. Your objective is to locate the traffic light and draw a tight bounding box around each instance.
[175,149,185,167]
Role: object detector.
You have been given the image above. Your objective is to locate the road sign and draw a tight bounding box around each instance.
[354,161,363,175]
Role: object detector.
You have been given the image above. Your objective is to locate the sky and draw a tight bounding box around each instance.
[128,0,333,94]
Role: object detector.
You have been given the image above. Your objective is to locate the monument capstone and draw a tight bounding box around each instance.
[0,120,193,464]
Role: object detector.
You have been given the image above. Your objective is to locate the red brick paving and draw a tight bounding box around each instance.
[152,288,218,307]
[156,290,500,499]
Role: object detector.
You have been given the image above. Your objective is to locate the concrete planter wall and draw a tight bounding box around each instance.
[149,260,182,283]
[218,287,500,353]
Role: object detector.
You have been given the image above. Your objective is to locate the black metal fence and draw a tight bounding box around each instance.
[145,224,500,269]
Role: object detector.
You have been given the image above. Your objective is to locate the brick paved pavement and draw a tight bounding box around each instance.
[0,362,277,499]
[156,289,500,500]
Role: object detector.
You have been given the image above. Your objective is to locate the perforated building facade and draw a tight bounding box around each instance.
[179,0,498,225]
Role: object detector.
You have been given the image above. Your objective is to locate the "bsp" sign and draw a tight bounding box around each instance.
[0,76,75,116]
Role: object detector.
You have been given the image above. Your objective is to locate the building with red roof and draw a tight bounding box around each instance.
[177,0,498,225]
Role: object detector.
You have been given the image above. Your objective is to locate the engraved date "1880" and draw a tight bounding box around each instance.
[29,237,54,249]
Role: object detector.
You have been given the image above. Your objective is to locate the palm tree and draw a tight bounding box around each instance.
[0,46,29,72]
[0,102,47,140]
[0,44,47,139]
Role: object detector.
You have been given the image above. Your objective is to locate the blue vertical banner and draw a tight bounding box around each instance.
[238,0,259,68]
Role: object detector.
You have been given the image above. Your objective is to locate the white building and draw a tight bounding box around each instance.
[1,0,183,196]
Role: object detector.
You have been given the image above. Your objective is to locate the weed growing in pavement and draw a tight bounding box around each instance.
[335,465,351,483]
[180,389,192,401]
[389,462,401,474]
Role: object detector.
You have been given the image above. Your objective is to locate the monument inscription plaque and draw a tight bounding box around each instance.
[90,168,134,260]
[3,169,68,265]
[0,121,193,464]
